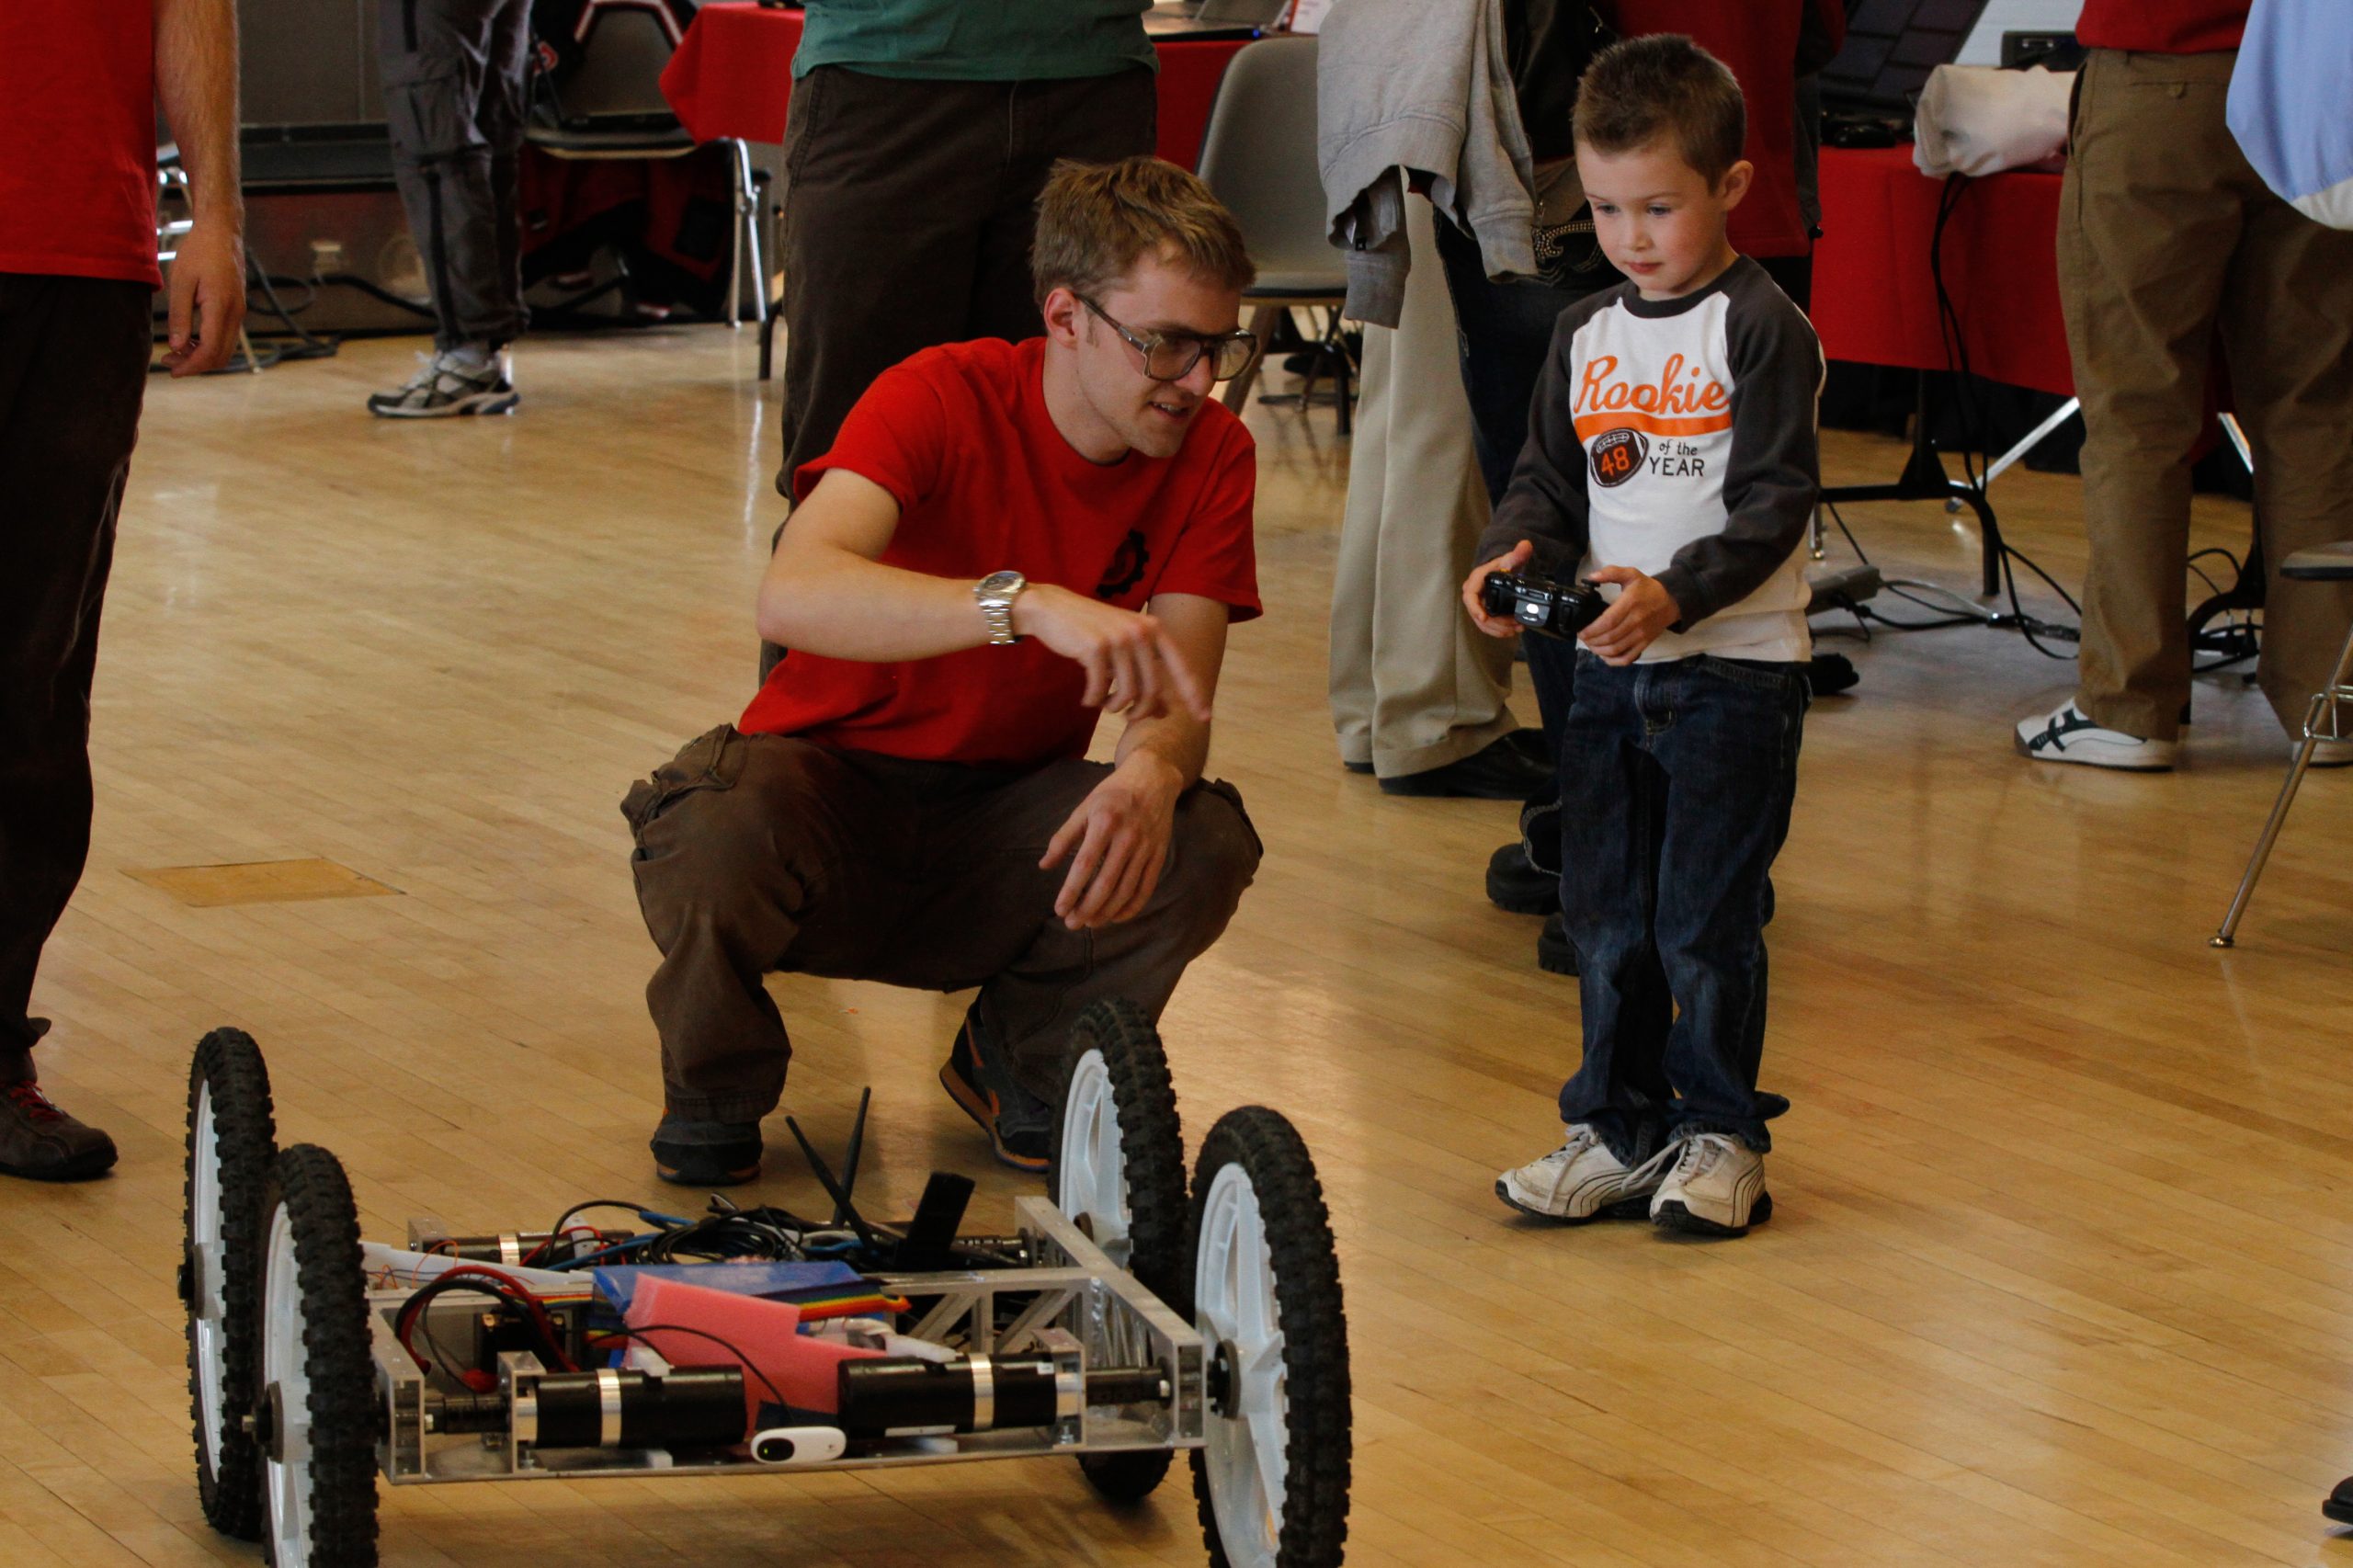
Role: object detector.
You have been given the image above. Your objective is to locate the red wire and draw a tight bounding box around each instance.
[395,1264,578,1381]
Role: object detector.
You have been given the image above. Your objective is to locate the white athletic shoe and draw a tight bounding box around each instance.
[367,347,518,418]
[2014,699,2177,771]
[1651,1132,1771,1237]
[1495,1124,1671,1222]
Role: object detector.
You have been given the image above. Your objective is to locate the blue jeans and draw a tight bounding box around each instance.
[1549,652,1805,1159]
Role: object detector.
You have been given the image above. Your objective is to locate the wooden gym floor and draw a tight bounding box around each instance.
[6,326,2353,1568]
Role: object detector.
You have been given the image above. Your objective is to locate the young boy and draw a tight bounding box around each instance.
[1461,34,1822,1238]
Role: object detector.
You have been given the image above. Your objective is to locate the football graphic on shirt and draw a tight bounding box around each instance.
[1589,426,1648,487]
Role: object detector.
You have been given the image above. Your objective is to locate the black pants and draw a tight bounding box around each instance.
[0,275,152,1075]
[775,65,1155,494]
[381,0,532,350]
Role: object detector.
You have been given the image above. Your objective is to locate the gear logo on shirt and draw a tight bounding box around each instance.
[1096,529,1150,598]
[1589,427,1648,488]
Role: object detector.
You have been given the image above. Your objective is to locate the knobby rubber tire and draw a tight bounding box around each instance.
[258,1144,380,1568]
[185,1027,277,1540]
[1189,1107,1351,1568]
[1052,999,1188,1504]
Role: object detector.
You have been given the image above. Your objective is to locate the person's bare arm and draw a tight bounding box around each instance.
[1041,593,1230,929]
[154,0,245,376]
[759,469,1212,721]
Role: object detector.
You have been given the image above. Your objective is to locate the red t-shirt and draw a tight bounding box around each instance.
[739,337,1261,768]
[2075,1,2247,54]
[0,1,165,287]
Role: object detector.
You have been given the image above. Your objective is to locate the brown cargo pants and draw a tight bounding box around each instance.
[623,728,1261,1121]
[2060,47,2353,744]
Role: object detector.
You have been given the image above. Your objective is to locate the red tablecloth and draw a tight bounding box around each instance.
[1812,145,2073,398]
[661,3,1251,172]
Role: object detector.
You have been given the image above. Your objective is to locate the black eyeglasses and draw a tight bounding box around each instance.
[1078,295,1259,382]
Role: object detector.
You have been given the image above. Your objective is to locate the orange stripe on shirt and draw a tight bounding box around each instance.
[1574,411,1734,441]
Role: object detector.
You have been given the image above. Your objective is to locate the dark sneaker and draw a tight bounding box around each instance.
[1348,727,1543,780]
[1486,795,1562,915]
[939,1006,1051,1173]
[650,1112,762,1187]
[1537,911,1577,976]
[1379,731,1553,799]
[367,349,518,418]
[0,1078,119,1181]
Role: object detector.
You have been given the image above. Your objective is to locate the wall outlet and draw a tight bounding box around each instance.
[309,238,347,278]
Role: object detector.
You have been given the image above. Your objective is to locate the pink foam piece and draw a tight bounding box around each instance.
[621,1273,882,1421]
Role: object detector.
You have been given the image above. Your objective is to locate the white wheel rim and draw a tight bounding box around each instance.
[1195,1162,1287,1568]
[190,1085,229,1474]
[261,1203,315,1567]
[1056,1048,1134,1269]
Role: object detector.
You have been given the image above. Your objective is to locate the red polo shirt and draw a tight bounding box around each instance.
[740,336,1261,768]
[0,1,165,287]
[2075,1,2247,54]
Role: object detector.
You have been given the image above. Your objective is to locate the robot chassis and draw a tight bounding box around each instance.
[181,1001,1349,1568]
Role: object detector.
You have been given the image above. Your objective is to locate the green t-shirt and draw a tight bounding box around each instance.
[794,1,1156,82]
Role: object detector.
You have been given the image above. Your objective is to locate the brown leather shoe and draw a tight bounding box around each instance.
[0,1078,119,1180]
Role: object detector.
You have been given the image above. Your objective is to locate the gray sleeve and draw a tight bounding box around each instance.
[1652,273,1823,630]
[1475,300,1603,578]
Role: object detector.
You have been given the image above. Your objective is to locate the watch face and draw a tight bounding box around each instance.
[978,570,1024,598]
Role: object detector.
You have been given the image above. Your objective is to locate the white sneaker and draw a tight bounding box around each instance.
[2014,699,2177,771]
[1495,1124,1671,1222]
[1650,1132,1771,1237]
[367,347,518,418]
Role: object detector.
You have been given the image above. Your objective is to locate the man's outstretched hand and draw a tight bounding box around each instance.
[1040,755,1183,930]
[1015,585,1212,722]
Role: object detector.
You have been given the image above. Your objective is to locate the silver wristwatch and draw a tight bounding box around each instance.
[973,569,1027,645]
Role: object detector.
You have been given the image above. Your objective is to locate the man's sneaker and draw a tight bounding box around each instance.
[1495,1124,1671,1221]
[1651,1132,1771,1237]
[650,1112,762,1187]
[0,1078,119,1181]
[939,1006,1051,1172]
[1486,795,1562,915]
[2014,699,2177,770]
[366,348,518,418]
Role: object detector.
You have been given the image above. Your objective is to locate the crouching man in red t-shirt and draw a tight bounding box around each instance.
[624,157,1266,1185]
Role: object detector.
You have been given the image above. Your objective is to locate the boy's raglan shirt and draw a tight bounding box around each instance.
[1480,256,1824,663]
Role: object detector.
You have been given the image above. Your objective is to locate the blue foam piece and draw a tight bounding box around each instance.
[591,1261,865,1316]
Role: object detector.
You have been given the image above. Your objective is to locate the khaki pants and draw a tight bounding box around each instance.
[2061,47,2353,743]
[624,730,1260,1120]
[1329,195,1519,777]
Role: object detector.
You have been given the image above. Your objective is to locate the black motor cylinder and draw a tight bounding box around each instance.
[835,1356,1062,1437]
[525,1367,746,1450]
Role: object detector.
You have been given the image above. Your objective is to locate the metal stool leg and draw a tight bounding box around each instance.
[733,141,767,331]
[2211,622,2353,947]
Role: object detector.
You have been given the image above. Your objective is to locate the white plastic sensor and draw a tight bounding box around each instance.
[749,1426,848,1467]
